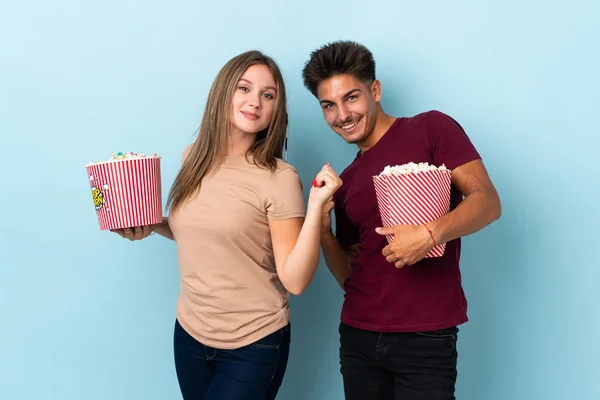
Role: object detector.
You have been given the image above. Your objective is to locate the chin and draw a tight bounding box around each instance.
[235,121,266,135]
[338,130,366,144]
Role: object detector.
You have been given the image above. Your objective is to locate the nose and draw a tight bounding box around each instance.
[248,91,261,109]
[337,104,351,122]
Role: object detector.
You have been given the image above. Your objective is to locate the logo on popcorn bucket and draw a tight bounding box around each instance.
[89,175,110,211]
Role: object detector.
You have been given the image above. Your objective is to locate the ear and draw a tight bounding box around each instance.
[371,80,382,102]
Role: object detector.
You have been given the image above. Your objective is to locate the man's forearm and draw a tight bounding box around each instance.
[320,231,353,289]
[429,189,501,245]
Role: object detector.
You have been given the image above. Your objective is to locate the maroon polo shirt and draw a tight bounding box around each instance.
[333,110,481,332]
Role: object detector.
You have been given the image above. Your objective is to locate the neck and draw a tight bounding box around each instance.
[357,105,396,153]
[225,128,255,157]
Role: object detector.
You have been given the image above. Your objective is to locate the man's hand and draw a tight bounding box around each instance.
[321,199,335,235]
[375,224,435,268]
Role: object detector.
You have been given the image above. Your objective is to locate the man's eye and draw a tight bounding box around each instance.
[347,95,357,101]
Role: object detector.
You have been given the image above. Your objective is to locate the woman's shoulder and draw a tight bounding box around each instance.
[182,144,193,163]
[274,158,299,175]
[267,159,303,191]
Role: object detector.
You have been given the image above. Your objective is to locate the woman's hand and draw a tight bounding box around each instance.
[111,225,154,241]
[308,163,343,209]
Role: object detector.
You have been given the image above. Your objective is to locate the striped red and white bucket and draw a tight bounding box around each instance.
[85,157,163,230]
[373,169,452,258]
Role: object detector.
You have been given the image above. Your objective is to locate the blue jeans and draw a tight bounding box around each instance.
[173,319,290,400]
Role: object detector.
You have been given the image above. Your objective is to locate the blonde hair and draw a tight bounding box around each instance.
[167,50,288,212]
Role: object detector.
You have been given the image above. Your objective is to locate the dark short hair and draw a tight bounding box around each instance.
[302,40,376,97]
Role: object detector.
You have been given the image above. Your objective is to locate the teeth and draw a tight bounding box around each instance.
[342,120,359,130]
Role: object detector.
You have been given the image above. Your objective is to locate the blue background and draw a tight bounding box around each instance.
[1,0,598,399]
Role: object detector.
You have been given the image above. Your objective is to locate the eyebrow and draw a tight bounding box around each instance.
[239,78,277,92]
[319,88,362,105]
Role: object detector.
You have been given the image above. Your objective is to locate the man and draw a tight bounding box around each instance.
[302,41,501,400]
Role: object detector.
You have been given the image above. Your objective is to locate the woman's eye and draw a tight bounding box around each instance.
[263,93,274,100]
[239,86,249,92]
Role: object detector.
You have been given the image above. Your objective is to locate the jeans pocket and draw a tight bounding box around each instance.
[248,341,279,350]
[413,327,458,339]
[248,325,289,350]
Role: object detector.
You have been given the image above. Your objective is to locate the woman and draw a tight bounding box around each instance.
[112,50,342,399]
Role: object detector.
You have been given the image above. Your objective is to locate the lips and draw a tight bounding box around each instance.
[337,117,362,132]
[241,111,260,121]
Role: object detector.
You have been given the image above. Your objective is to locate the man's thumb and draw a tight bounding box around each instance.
[375,227,389,235]
[324,201,335,212]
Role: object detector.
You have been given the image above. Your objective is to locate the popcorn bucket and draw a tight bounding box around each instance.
[373,166,452,258]
[85,157,163,230]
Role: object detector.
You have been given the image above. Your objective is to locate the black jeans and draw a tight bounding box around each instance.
[173,319,290,400]
[339,322,458,400]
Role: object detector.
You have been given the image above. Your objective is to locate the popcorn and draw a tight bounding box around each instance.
[85,152,162,231]
[88,152,158,165]
[379,162,448,176]
[373,162,452,258]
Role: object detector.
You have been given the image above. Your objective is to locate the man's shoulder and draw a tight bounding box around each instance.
[401,110,467,141]
[404,109,452,125]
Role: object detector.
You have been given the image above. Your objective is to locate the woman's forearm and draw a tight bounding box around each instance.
[153,217,174,240]
[280,204,322,295]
